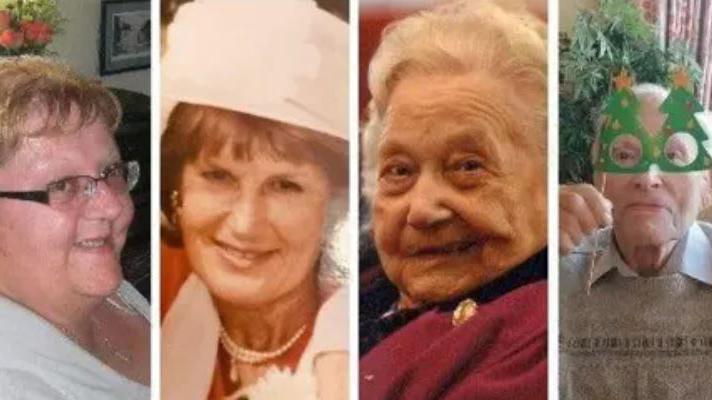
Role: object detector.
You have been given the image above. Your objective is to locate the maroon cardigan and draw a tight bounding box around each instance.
[360,254,547,400]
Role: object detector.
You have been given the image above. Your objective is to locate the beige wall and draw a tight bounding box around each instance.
[49,0,150,95]
[560,0,598,34]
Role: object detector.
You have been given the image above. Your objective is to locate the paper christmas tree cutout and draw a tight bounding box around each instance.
[658,69,712,170]
[596,68,712,173]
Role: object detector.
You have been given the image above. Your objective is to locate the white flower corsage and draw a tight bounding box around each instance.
[225,367,317,400]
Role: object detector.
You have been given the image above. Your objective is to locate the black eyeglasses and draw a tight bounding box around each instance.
[0,161,140,209]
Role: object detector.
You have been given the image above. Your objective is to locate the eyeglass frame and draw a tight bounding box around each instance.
[0,160,140,206]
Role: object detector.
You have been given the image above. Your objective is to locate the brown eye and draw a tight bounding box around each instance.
[447,157,486,188]
[664,132,698,167]
[383,164,413,178]
[454,158,481,173]
[609,134,642,168]
[378,161,416,194]
[201,169,234,184]
[270,178,303,193]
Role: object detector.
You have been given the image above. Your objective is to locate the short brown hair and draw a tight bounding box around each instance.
[0,56,122,164]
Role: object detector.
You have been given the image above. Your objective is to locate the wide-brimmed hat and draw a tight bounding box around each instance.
[162,0,348,142]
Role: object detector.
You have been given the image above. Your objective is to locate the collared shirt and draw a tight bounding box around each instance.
[565,222,712,292]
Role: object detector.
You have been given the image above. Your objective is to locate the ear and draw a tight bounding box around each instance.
[701,170,712,210]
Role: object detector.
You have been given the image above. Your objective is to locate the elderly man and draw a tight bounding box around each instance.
[359,1,548,399]
[559,77,712,399]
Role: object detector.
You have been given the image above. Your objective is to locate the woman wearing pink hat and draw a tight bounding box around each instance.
[160,1,349,399]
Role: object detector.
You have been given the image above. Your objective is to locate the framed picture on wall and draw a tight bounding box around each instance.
[100,0,151,75]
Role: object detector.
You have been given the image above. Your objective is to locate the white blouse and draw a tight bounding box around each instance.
[0,281,150,400]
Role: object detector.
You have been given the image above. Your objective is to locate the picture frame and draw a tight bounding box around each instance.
[100,0,151,75]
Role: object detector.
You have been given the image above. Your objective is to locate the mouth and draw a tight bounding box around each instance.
[74,236,114,252]
[213,239,276,269]
[626,202,670,213]
[407,240,480,258]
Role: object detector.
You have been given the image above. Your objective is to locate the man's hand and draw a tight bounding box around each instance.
[560,184,613,255]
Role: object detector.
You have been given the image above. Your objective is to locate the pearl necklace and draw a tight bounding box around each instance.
[219,325,307,383]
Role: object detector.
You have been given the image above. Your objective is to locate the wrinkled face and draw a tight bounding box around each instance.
[0,117,134,308]
[178,143,331,308]
[596,95,711,250]
[372,73,547,306]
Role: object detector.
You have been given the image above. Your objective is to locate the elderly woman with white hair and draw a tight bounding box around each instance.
[359,1,548,399]
[559,77,712,398]
[160,1,349,400]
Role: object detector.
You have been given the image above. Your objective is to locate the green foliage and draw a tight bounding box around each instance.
[19,0,63,32]
[559,0,701,183]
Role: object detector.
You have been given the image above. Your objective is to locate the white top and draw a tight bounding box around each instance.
[0,281,150,400]
[162,274,348,400]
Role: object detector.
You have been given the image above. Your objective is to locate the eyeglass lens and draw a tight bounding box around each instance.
[47,161,139,207]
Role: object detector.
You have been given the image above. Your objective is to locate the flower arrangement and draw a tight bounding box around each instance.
[0,0,62,56]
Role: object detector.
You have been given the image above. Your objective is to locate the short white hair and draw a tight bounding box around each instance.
[361,0,547,203]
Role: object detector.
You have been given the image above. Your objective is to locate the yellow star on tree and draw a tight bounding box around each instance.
[672,68,691,90]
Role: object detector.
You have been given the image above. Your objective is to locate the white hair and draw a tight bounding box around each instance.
[361,0,547,203]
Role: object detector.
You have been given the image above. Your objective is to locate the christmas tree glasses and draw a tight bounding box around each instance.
[596,69,712,174]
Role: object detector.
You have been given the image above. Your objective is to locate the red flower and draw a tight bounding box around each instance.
[21,20,52,45]
[0,29,24,49]
[0,11,10,32]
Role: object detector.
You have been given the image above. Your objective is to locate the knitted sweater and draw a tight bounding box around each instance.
[560,222,712,400]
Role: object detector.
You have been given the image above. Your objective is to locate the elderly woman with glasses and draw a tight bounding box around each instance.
[0,57,149,399]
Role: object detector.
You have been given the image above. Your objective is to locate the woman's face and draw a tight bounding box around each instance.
[178,143,331,308]
[0,117,134,308]
[372,73,547,307]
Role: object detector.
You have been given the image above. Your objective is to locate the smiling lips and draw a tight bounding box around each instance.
[407,240,479,258]
[74,236,116,255]
[214,239,276,269]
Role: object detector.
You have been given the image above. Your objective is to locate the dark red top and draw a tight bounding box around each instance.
[360,280,547,400]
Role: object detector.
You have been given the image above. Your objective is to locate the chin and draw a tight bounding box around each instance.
[70,261,124,298]
[202,273,273,308]
[398,263,491,306]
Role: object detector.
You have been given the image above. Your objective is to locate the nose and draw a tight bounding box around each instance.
[632,168,663,190]
[224,191,264,236]
[83,180,127,220]
[406,173,454,230]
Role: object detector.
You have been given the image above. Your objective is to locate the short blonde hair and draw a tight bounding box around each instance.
[361,0,547,201]
[0,57,122,165]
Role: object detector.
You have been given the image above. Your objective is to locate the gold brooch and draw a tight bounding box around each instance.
[452,298,478,327]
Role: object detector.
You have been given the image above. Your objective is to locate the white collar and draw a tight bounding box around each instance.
[590,223,712,286]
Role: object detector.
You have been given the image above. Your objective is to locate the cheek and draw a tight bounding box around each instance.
[600,177,628,207]
[0,206,76,269]
[179,191,224,237]
[115,197,135,239]
[267,195,327,252]
[372,196,407,255]
[671,178,704,218]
